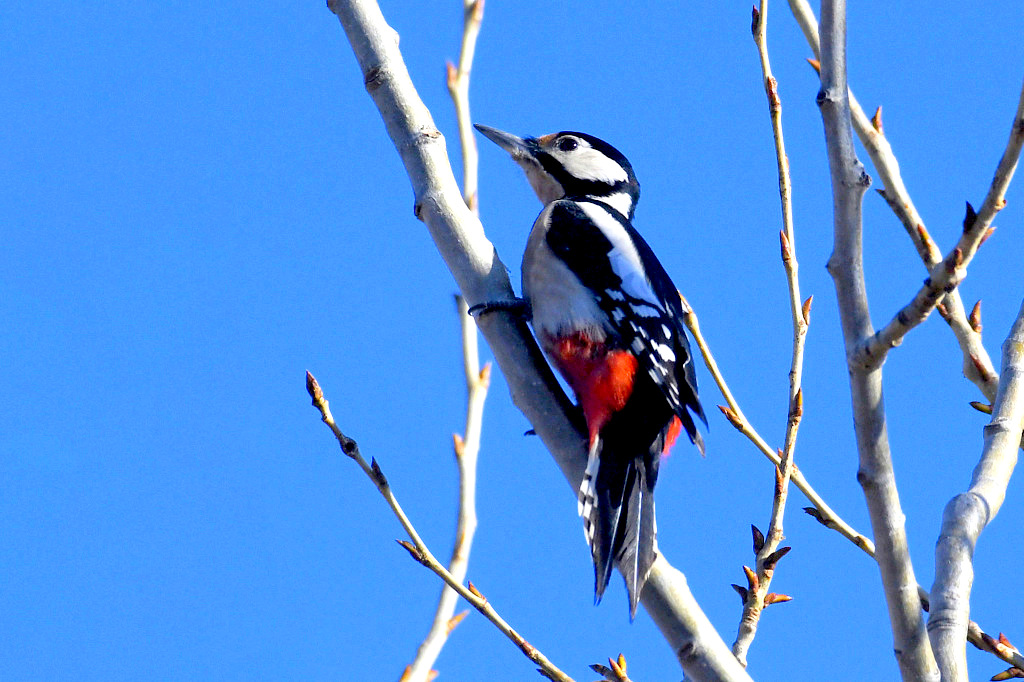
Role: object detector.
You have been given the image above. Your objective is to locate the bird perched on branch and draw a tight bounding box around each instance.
[472,124,706,618]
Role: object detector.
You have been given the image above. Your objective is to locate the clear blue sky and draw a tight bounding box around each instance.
[2,2,1022,680]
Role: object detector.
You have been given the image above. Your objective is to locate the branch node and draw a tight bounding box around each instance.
[364,65,386,92]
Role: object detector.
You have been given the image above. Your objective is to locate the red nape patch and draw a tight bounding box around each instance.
[546,332,638,449]
[662,416,683,457]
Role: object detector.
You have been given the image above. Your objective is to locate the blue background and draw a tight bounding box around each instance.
[2,2,1023,680]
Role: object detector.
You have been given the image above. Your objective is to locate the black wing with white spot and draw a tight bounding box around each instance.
[544,199,706,447]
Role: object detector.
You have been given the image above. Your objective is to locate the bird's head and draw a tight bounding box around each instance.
[474,124,640,220]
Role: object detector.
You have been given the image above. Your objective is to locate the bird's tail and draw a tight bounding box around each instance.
[578,441,657,620]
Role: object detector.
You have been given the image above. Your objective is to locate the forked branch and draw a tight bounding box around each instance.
[817,0,937,677]
[929,303,1024,681]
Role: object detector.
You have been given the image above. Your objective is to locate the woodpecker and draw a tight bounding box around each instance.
[473,124,706,618]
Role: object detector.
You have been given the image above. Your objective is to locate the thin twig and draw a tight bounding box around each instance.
[680,297,873,555]
[731,1,806,666]
[307,372,573,682]
[928,302,1024,681]
[402,297,490,681]
[401,3,487,677]
[446,0,484,215]
[818,0,937,677]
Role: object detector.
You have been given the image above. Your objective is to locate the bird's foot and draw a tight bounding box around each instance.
[467,298,532,320]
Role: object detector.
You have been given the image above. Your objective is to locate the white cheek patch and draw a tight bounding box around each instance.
[556,147,629,185]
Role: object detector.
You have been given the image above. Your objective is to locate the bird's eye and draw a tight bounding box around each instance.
[556,137,579,152]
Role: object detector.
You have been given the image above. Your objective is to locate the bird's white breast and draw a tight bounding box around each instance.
[521,204,608,343]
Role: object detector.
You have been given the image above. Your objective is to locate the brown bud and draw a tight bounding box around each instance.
[751,525,765,554]
[780,230,792,263]
[980,226,996,247]
[743,565,759,591]
[764,546,792,570]
[718,405,743,429]
[445,61,457,89]
[806,58,821,74]
[305,371,323,403]
[803,506,827,526]
[764,592,793,606]
[963,201,978,232]
[970,300,983,333]
[396,539,424,564]
[446,610,468,635]
[871,106,883,133]
[370,457,388,487]
[802,295,813,325]
[970,401,993,415]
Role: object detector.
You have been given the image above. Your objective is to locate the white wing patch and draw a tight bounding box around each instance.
[577,202,663,315]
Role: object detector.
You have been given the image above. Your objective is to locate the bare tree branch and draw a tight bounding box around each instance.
[326,1,750,678]
[788,1,1024,672]
[307,372,574,682]
[732,1,806,666]
[445,0,484,214]
[929,302,1024,681]
[817,0,938,678]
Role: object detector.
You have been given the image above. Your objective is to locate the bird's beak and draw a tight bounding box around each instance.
[474,124,535,160]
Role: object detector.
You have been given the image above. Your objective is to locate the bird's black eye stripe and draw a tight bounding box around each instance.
[556,137,579,152]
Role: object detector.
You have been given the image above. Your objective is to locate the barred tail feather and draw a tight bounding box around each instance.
[616,461,656,620]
